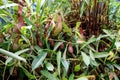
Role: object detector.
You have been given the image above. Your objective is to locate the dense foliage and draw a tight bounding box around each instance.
[0,0,120,80]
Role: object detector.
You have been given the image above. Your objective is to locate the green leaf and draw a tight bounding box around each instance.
[5,48,30,65]
[61,58,69,73]
[80,2,85,18]
[90,59,99,67]
[45,62,54,71]
[75,76,88,80]
[113,64,120,70]
[62,77,68,80]
[94,52,109,58]
[21,27,27,35]
[2,0,8,4]
[69,74,74,80]
[57,51,61,75]
[20,66,36,79]
[103,29,111,36]
[114,73,119,80]
[34,45,42,51]
[32,50,47,70]
[106,39,115,52]
[96,34,108,41]
[80,36,96,49]
[36,0,41,14]
[41,70,57,80]
[89,50,95,61]
[62,22,72,36]
[23,16,37,30]
[24,0,33,13]
[81,52,90,66]
[74,64,81,72]
[0,48,26,62]
[21,35,30,44]
[75,22,81,29]
[53,42,63,51]
[115,42,120,49]
[0,3,18,9]
[40,0,46,10]
[85,0,89,5]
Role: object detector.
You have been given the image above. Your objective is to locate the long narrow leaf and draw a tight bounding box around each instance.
[75,76,88,80]
[81,52,90,66]
[62,22,72,36]
[57,51,61,75]
[45,62,54,71]
[69,74,74,80]
[94,52,109,58]
[0,3,18,9]
[61,58,69,73]
[20,66,36,79]
[41,70,57,80]
[80,36,96,49]
[32,50,47,70]
[0,48,26,62]
[53,42,63,51]
[5,48,30,65]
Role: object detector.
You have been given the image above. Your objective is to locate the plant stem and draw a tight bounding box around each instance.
[2,65,6,80]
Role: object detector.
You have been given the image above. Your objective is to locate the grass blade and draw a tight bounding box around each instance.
[5,48,30,65]
[41,70,57,80]
[0,48,26,62]
[57,51,61,75]
[20,66,36,79]
[0,3,18,9]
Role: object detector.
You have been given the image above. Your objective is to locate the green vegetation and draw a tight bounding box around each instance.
[0,0,120,80]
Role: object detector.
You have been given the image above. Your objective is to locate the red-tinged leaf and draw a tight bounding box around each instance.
[79,27,84,38]
[45,18,52,31]
[36,33,43,47]
[52,14,62,36]
[17,16,24,27]
[17,5,25,28]
[45,22,51,31]
[0,38,3,43]
[0,33,3,43]
[18,5,22,15]
[49,38,54,47]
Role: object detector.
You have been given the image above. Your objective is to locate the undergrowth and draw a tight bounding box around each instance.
[0,0,120,80]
